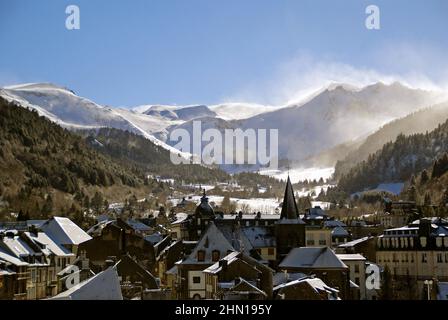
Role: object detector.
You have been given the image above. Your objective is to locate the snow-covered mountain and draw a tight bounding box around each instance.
[0,81,443,171]
[0,83,189,158]
[163,82,442,162]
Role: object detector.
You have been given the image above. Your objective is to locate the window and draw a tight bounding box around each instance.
[197,250,205,262]
[319,240,326,245]
[420,237,427,248]
[437,253,443,263]
[193,276,201,284]
[421,253,427,263]
[268,247,275,256]
[212,250,220,262]
[307,240,315,246]
[354,264,360,273]
[355,277,360,285]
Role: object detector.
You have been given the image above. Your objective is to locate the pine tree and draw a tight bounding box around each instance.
[420,170,429,184]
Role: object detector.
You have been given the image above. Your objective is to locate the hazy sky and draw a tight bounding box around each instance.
[1,0,447,106]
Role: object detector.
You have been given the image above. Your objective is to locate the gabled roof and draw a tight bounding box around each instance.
[279,247,347,270]
[48,267,123,300]
[203,251,241,274]
[24,232,74,257]
[1,235,36,258]
[274,277,339,298]
[41,217,92,245]
[216,223,255,256]
[324,220,347,228]
[242,226,276,248]
[273,272,308,287]
[0,248,28,266]
[126,219,152,232]
[331,226,349,237]
[229,278,267,297]
[179,222,235,265]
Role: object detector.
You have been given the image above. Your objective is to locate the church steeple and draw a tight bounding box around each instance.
[280,176,299,220]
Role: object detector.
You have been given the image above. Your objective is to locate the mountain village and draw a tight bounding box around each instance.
[1,176,448,301]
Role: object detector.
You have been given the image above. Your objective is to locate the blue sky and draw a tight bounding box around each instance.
[0,0,447,106]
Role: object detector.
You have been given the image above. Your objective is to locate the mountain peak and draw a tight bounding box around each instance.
[4,82,75,95]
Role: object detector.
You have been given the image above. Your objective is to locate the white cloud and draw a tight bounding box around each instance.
[227,44,448,106]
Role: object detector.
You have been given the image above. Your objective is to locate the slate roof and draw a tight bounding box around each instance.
[273,272,308,287]
[279,247,348,270]
[242,227,276,248]
[40,217,92,245]
[337,236,372,248]
[0,248,28,266]
[48,267,123,300]
[179,222,235,265]
[331,226,350,237]
[274,276,339,298]
[229,278,267,297]
[279,177,303,222]
[324,220,347,228]
[24,231,74,257]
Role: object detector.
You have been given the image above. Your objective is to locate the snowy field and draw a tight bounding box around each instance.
[171,195,332,214]
[352,182,404,197]
[171,195,281,214]
[259,167,334,184]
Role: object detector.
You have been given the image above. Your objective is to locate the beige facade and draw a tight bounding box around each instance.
[306,229,332,247]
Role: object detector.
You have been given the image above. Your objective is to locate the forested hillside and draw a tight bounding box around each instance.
[0,97,164,219]
[337,119,448,194]
[334,102,448,178]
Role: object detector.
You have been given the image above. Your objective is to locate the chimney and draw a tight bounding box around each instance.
[219,259,228,270]
[418,219,432,238]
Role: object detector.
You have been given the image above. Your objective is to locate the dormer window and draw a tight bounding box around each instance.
[436,237,443,248]
[197,250,205,262]
[212,250,220,262]
[420,237,427,248]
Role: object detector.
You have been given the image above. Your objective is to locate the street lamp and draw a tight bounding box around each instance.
[424,279,433,300]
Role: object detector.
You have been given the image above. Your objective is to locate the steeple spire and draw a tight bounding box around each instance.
[280,176,299,220]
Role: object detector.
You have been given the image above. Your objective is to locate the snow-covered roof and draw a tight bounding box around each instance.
[48,267,123,300]
[203,251,241,274]
[171,213,189,225]
[273,272,308,287]
[126,219,151,232]
[229,278,267,297]
[337,236,372,248]
[180,223,236,265]
[0,268,16,276]
[145,232,164,245]
[41,217,92,246]
[1,235,37,258]
[336,254,366,261]
[242,227,276,248]
[24,232,74,257]
[279,247,348,270]
[221,214,280,220]
[0,248,28,266]
[331,226,349,237]
[324,220,347,228]
[274,276,339,296]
